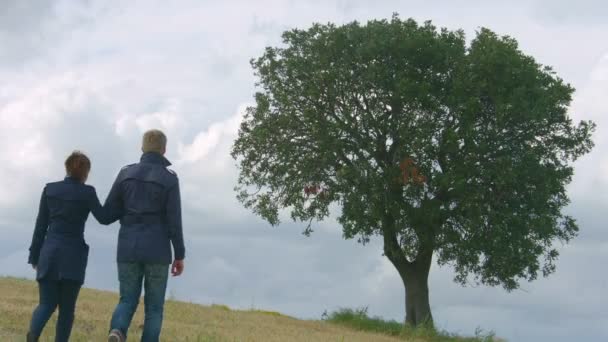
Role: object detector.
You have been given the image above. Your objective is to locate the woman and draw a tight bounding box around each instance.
[27,151,121,342]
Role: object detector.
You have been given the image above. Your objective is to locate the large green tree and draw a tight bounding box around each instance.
[231,16,595,326]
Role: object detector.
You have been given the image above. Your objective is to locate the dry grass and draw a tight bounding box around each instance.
[0,277,414,342]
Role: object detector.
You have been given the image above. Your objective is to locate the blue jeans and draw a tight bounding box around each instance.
[110,262,169,342]
[29,279,81,342]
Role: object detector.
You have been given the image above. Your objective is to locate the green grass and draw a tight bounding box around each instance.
[0,277,502,341]
[323,307,501,342]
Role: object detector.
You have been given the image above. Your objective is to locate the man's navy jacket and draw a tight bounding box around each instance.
[28,177,119,284]
[105,152,185,264]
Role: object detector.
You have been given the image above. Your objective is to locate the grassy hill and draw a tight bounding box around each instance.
[0,277,498,341]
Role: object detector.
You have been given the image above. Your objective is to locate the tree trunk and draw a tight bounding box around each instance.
[381,190,436,328]
[385,248,434,327]
[402,264,433,327]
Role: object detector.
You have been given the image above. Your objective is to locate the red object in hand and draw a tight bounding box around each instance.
[171,259,184,277]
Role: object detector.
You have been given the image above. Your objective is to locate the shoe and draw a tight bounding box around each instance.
[27,332,38,342]
[108,329,125,342]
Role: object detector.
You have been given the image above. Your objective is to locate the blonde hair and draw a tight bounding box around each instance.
[142,129,167,154]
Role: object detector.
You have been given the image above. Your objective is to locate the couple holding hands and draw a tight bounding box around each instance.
[27,129,186,342]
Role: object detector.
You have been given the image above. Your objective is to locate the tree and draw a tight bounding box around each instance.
[231,15,595,327]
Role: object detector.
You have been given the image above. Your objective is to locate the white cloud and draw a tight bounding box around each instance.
[0,73,89,206]
[567,53,608,201]
[177,105,245,164]
[115,99,186,137]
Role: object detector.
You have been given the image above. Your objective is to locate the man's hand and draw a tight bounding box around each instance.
[32,264,37,271]
[171,259,184,277]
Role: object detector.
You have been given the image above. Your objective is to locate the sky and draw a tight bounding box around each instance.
[0,1,606,341]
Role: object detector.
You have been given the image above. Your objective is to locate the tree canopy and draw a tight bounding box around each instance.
[231,15,595,325]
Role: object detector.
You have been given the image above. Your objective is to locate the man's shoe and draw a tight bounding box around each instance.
[108,329,125,342]
[27,332,38,342]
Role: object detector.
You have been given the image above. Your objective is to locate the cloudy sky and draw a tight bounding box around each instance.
[1,1,606,341]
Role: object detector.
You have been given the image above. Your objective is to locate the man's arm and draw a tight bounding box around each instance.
[101,171,124,224]
[89,186,122,225]
[166,180,185,276]
[28,188,50,267]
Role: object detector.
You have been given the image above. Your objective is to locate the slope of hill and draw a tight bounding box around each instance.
[0,277,502,341]
[0,277,415,341]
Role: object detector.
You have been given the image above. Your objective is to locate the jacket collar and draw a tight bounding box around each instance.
[140,152,172,167]
[64,176,80,183]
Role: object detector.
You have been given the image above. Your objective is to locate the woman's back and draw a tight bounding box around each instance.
[28,176,117,284]
[45,177,97,238]
[26,151,120,341]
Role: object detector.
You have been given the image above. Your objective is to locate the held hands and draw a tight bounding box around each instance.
[171,259,184,277]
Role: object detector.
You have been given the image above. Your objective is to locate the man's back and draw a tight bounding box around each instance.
[108,129,185,342]
[105,151,185,264]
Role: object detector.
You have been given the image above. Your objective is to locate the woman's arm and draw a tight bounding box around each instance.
[28,188,50,266]
[88,186,122,225]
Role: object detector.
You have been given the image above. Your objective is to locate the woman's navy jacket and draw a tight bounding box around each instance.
[27,177,120,284]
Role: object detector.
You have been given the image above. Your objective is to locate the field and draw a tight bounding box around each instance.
[0,277,498,341]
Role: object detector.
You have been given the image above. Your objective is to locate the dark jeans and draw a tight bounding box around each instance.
[29,279,81,342]
[110,262,169,342]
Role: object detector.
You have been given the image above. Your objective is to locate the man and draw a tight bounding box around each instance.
[106,129,185,342]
